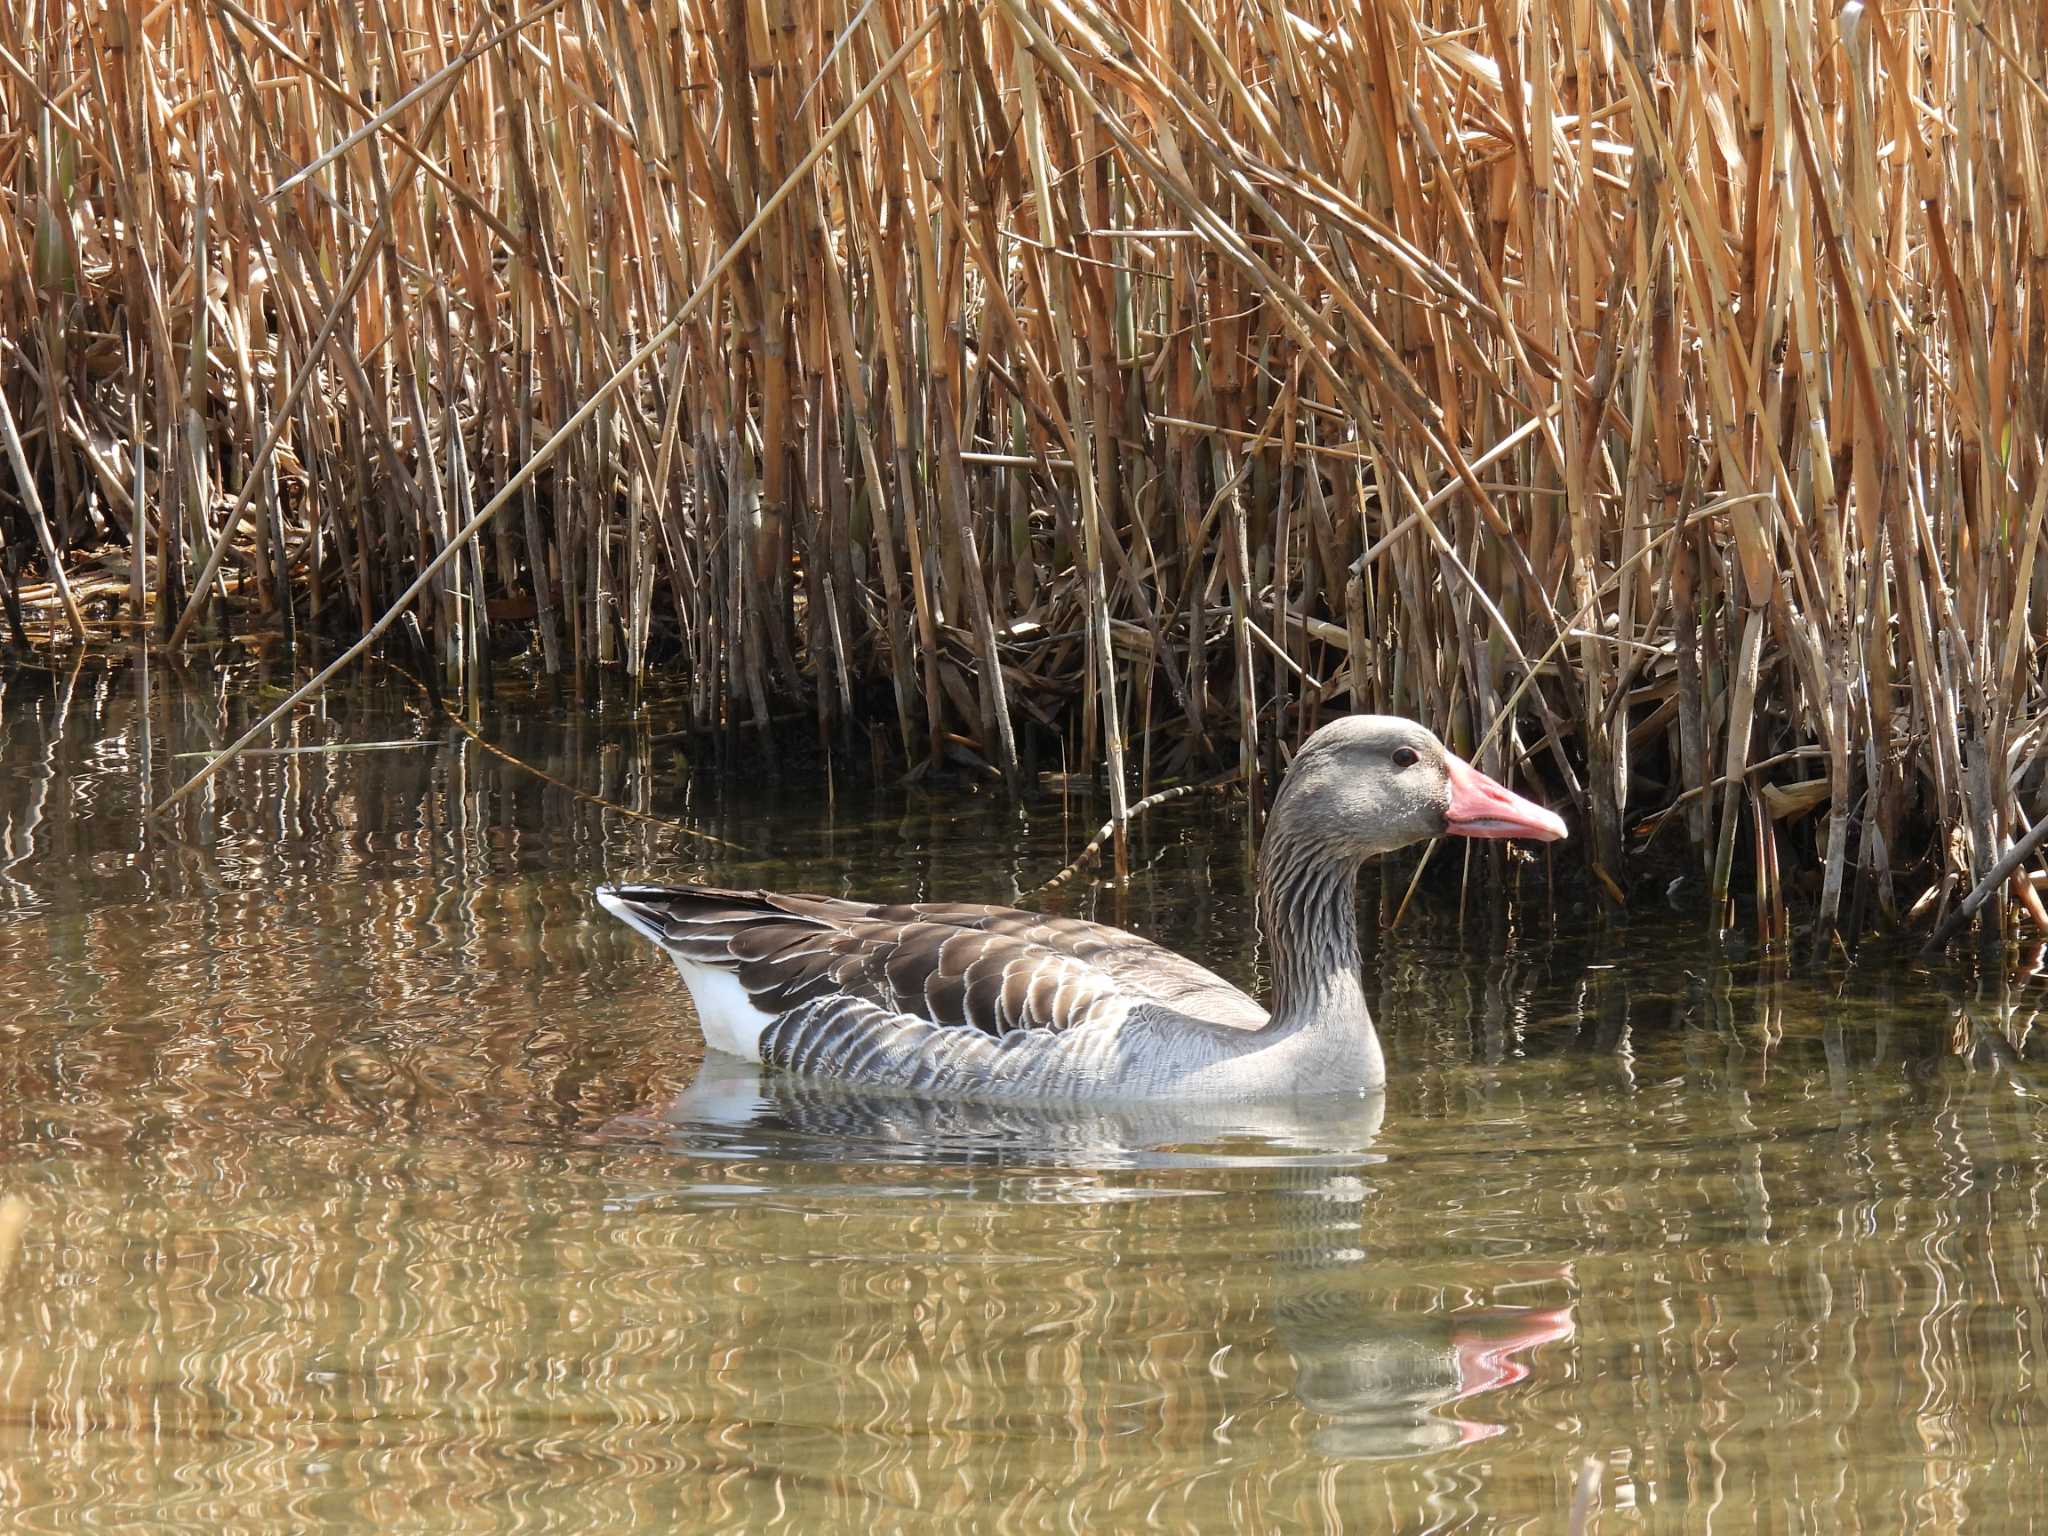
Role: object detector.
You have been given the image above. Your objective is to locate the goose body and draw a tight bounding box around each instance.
[599,716,1566,1102]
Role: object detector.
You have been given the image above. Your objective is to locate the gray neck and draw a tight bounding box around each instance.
[1255,815,1371,1042]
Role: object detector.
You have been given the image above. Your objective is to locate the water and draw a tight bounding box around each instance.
[1,646,2044,1532]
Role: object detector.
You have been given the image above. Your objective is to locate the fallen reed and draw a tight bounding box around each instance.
[2,0,2045,940]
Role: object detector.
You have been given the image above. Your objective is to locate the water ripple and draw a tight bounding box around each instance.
[2,652,2047,1530]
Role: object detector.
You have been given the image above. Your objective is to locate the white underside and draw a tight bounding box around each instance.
[597,889,774,1062]
[668,955,773,1061]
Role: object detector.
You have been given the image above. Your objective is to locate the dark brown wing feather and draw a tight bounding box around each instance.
[868,900,1266,1027]
[602,883,1264,1038]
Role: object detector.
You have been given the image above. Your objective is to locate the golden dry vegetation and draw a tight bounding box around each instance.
[1,0,2045,938]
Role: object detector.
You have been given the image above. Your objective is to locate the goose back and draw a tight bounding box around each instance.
[602,884,1264,1038]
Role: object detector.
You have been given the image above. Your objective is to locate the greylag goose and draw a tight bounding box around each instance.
[598,715,1566,1101]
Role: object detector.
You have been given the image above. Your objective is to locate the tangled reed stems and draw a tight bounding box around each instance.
[1,0,2045,941]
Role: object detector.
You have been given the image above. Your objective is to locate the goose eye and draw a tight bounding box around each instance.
[1391,746,1420,769]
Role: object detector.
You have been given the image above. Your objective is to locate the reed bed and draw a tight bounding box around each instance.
[1,0,2045,939]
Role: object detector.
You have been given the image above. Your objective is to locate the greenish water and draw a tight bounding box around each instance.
[1,647,2043,1533]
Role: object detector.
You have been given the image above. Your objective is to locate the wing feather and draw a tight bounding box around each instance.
[602,882,1263,1040]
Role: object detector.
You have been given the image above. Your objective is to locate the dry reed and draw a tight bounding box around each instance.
[2,0,2046,940]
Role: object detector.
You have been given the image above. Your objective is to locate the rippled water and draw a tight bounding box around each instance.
[1,646,2044,1532]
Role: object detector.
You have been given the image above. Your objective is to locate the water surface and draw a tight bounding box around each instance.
[1,647,2043,1532]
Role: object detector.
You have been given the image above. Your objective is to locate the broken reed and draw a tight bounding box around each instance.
[1,0,2044,939]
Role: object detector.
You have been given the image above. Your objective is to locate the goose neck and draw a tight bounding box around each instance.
[1256,823,1367,1032]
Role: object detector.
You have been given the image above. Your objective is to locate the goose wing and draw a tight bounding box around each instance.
[598,883,1265,1039]
[861,898,1266,1030]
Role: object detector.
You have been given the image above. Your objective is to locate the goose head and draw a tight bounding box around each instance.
[1269,716,1568,860]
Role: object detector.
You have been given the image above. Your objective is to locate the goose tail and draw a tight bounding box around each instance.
[596,885,671,946]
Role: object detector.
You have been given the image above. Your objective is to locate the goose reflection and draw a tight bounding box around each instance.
[620,1056,1574,1462]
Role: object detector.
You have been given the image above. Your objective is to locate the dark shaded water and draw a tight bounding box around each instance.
[1,646,2044,1532]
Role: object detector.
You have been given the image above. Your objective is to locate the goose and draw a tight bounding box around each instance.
[597,715,1566,1101]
